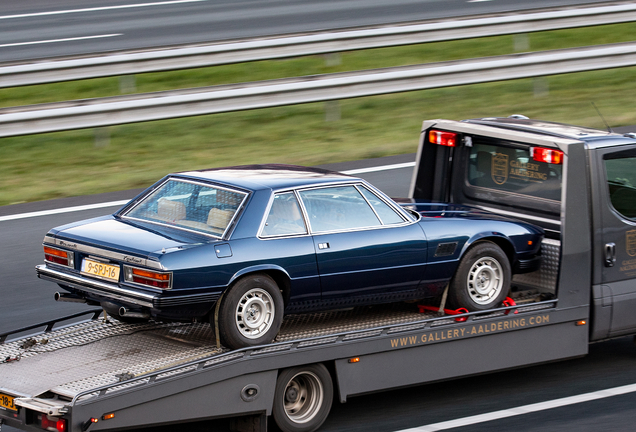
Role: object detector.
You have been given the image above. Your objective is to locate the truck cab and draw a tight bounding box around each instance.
[411,116,636,341]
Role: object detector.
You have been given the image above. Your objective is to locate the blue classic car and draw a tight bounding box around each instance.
[36,165,543,349]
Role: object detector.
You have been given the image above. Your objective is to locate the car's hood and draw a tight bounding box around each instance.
[48,215,207,258]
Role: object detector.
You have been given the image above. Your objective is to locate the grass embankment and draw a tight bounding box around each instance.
[1,23,636,206]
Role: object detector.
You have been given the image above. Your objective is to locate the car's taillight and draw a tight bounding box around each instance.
[38,414,67,432]
[124,266,172,289]
[531,147,564,164]
[44,246,74,268]
[428,130,458,147]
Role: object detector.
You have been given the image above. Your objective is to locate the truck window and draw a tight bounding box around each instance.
[465,141,562,202]
[605,153,636,219]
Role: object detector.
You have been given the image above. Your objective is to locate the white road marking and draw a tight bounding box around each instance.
[394,383,636,431]
[467,0,493,2]
[0,0,208,20]
[0,161,414,222]
[342,161,415,175]
[0,34,122,48]
[0,201,130,222]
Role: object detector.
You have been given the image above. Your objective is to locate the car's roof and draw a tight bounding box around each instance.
[175,164,356,191]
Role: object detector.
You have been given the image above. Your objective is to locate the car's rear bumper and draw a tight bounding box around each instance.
[36,264,223,312]
[36,264,156,308]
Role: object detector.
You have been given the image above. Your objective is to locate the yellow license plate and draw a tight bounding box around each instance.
[81,258,120,282]
[0,393,16,411]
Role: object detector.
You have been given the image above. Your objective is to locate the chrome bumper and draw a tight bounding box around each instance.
[36,264,222,309]
[36,264,155,308]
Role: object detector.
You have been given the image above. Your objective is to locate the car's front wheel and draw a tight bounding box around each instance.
[216,273,284,350]
[448,242,511,311]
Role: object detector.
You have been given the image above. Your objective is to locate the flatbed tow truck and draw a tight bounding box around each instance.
[2,116,634,432]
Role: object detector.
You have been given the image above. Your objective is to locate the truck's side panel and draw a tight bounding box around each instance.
[557,142,593,312]
[335,317,588,401]
[71,370,278,431]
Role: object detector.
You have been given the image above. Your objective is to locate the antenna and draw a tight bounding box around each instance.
[591,102,613,133]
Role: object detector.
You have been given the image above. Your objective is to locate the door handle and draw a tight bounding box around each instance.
[318,242,330,250]
[605,242,616,267]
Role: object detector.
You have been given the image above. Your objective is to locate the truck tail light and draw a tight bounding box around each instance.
[531,147,564,164]
[39,414,67,432]
[124,266,172,289]
[44,246,74,268]
[429,130,458,147]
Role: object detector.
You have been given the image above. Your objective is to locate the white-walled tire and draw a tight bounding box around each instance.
[273,364,333,432]
[448,242,511,311]
[217,274,283,349]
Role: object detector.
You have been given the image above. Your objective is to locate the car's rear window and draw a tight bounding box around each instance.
[123,179,247,237]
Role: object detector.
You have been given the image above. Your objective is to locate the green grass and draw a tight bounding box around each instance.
[1,23,636,206]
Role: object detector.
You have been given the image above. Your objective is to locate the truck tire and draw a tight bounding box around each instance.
[217,273,283,350]
[273,364,333,432]
[448,242,511,311]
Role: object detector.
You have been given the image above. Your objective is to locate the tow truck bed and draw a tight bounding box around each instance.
[1,240,585,432]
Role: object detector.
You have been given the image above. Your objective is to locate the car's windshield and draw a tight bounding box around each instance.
[123,178,247,237]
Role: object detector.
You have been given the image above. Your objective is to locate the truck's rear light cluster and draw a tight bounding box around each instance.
[429,130,458,147]
[38,414,67,432]
[44,246,74,268]
[531,147,564,164]
[124,265,172,289]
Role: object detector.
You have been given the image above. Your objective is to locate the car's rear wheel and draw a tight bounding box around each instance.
[448,242,511,311]
[217,273,283,349]
[273,364,333,432]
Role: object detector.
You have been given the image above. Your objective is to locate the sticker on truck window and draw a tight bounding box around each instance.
[466,142,562,202]
[492,153,508,185]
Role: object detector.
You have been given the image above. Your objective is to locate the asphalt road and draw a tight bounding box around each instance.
[0,0,609,63]
[3,153,636,432]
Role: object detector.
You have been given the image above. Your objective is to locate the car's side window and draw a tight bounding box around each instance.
[298,185,381,232]
[358,186,405,225]
[261,192,308,237]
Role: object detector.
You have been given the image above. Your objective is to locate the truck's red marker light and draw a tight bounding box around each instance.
[531,147,564,164]
[56,419,67,432]
[40,415,67,432]
[429,130,457,147]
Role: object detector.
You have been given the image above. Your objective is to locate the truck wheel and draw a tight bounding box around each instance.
[217,274,283,350]
[273,364,333,432]
[448,242,511,311]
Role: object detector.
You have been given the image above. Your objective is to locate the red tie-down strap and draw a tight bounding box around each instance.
[502,297,519,315]
[417,305,469,322]
[418,296,518,321]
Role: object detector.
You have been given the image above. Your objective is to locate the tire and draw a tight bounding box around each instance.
[217,273,284,349]
[273,364,333,432]
[447,242,511,311]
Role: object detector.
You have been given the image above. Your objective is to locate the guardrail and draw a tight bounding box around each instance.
[2,42,636,138]
[2,2,636,88]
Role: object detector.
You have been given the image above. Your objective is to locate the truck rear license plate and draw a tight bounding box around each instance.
[0,393,16,411]
[81,258,120,282]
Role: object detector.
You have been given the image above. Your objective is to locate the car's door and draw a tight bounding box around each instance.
[297,184,428,301]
